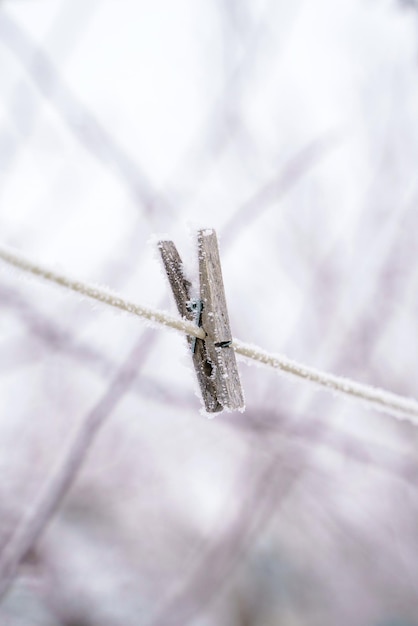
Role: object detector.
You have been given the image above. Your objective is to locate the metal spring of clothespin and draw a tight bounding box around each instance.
[186,298,203,354]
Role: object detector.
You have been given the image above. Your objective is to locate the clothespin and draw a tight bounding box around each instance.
[158,229,244,413]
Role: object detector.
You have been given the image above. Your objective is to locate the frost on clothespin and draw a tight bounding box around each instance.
[158,229,244,414]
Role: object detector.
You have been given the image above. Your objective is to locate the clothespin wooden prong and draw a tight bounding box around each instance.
[198,229,244,411]
[158,230,244,413]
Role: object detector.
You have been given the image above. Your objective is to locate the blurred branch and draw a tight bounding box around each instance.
[0,11,172,219]
[220,131,342,248]
[0,1,99,179]
[228,408,418,486]
[170,0,308,202]
[151,441,306,625]
[0,283,192,405]
[0,329,157,601]
[331,191,418,392]
[398,0,418,9]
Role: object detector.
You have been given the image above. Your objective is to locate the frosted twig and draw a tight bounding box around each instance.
[1,244,418,425]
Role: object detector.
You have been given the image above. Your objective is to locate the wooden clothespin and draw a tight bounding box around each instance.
[158,229,244,413]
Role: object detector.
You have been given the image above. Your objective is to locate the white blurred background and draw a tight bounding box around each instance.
[1,1,418,624]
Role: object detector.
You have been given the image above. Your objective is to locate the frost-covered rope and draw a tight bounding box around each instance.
[0,245,206,340]
[1,244,418,425]
[232,340,418,424]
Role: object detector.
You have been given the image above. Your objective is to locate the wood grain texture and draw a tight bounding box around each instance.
[198,229,244,411]
[158,241,192,320]
[158,240,222,413]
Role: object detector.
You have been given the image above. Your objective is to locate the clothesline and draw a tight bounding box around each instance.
[1,243,418,425]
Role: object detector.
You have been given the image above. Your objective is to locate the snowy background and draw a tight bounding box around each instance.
[1,0,418,624]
